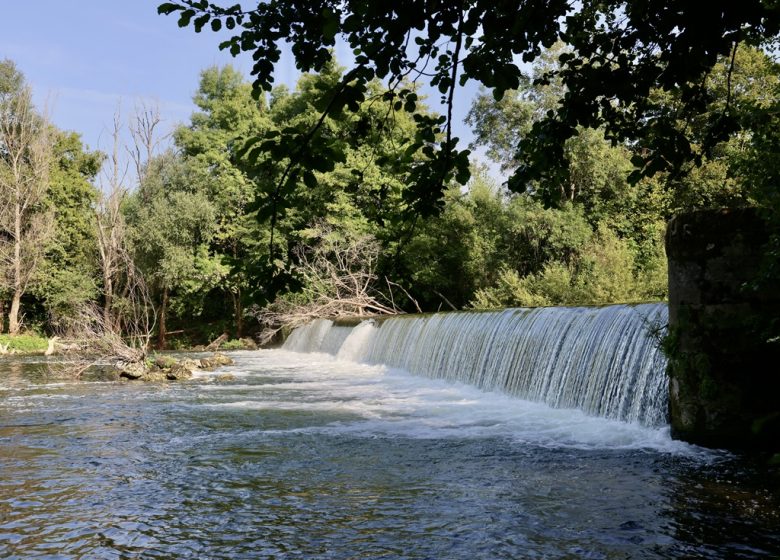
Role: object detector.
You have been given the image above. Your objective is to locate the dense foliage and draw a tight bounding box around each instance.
[0,32,777,344]
[157,1,779,212]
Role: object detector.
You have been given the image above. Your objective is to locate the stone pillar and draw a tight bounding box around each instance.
[665,208,780,450]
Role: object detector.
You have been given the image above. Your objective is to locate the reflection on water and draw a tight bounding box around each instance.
[1,351,778,559]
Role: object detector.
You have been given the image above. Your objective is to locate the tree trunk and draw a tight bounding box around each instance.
[232,289,243,338]
[0,301,5,334]
[8,205,22,335]
[8,291,22,335]
[103,272,113,328]
[157,286,168,349]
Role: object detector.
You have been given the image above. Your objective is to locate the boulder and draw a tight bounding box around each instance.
[117,361,147,380]
[166,362,193,381]
[199,352,234,370]
[180,358,201,370]
[154,355,177,369]
[239,337,258,350]
[142,369,168,383]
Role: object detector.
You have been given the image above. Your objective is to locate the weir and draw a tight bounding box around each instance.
[283,303,669,427]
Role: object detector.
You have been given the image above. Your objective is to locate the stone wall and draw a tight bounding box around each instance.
[665,208,780,450]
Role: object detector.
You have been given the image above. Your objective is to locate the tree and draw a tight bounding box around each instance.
[0,60,53,334]
[128,101,168,187]
[95,109,132,330]
[159,1,779,211]
[174,65,270,335]
[126,151,223,348]
[36,130,103,326]
[208,59,436,305]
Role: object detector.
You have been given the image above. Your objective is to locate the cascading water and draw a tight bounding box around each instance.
[282,303,669,426]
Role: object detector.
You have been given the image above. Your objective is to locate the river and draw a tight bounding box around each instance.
[1,351,778,558]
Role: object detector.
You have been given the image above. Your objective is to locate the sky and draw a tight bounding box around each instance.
[1,0,489,178]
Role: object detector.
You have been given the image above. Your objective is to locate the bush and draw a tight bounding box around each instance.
[470,222,666,309]
[220,339,246,350]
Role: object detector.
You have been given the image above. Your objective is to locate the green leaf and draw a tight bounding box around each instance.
[211,18,222,32]
[157,3,183,15]
[193,13,211,32]
[303,170,317,189]
[322,8,340,41]
[178,9,196,27]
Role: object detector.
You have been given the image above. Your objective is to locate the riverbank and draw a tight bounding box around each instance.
[0,333,258,357]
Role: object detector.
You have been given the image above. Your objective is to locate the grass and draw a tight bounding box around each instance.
[220,339,246,350]
[0,333,49,353]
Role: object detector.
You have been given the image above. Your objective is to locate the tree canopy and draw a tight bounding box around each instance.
[158,0,780,210]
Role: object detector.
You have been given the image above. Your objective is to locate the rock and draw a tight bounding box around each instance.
[154,355,177,369]
[166,362,193,381]
[117,361,146,380]
[213,352,233,366]
[179,358,201,370]
[198,357,216,370]
[199,352,234,370]
[214,373,235,383]
[239,337,258,350]
[142,369,168,383]
[117,361,168,382]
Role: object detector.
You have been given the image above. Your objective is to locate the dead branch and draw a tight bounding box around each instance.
[434,290,458,311]
[252,222,403,345]
[53,257,155,377]
[127,100,168,186]
[387,279,423,314]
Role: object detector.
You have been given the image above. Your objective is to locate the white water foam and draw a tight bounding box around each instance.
[283,304,670,427]
[201,349,708,456]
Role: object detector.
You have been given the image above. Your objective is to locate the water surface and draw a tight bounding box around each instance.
[1,351,778,558]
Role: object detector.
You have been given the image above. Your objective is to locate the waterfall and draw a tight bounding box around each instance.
[282,304,669,426]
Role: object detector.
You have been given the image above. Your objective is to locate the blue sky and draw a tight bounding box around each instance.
[1,1,487,173]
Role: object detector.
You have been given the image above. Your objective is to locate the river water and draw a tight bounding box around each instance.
[1,351,778,559]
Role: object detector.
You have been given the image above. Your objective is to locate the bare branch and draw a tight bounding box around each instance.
[127,100,168,185]
[252,221,403,345]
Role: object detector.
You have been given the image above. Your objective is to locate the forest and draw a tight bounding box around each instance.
[0,39,778,352]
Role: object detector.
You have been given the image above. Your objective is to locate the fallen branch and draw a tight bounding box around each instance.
[205,333,228,351]
[252,222,404,345]
[434,290,458,311]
